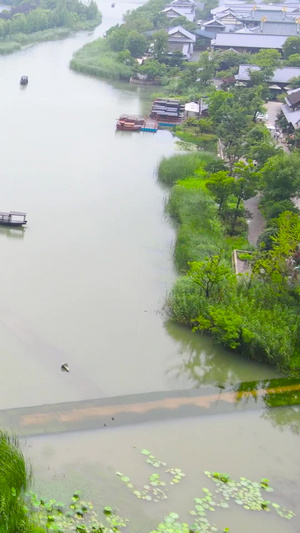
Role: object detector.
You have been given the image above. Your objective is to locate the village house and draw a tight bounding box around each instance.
[163,6,195,22]
[235,64,300,88]
[211,33,287,53]
[281,87,300,129]
[167,25,196,59]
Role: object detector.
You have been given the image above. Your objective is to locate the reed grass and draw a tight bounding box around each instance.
[157,152,218,186]
[70,38,135,80]
[0,430,38,533]
[167,179,228,271]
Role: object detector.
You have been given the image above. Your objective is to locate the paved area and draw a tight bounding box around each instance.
[245,194,266,246]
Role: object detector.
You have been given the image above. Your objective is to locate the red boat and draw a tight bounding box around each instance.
[116,120,142,131]
[116,114,145,131]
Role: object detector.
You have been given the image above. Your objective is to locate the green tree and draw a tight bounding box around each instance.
[283,36,300,59]
[123,30,147,58]
[106,25,130,52]
[253,48,281,69]
[152,29,168,61]
[138,58,166,79]
[285,53,300,67]
[188,255,234,298]
[197,50,218,85]
[206,171,235,212]
[261,151,300,204]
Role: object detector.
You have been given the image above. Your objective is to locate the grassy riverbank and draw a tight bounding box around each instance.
[70,38,135,81]
[0,0,101,55]
[159,152,300,376]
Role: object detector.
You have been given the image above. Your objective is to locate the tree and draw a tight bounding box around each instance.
[233,160,260,211]
[152,29,168,61]
[244,124,281,167]
[197,51,218,86]
[206,171,235,212]
[106,25,130,52]
[124,30,147,58]
[138,59,166,80]
[285,53,300,67]
[283,36,300,59]
[253,211,300,288]
[253,49,281,69]
[188,255,234,298]
[261,151,300,204]
[216,106,251,173]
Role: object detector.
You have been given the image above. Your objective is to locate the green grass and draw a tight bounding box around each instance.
[0,430,39,533]
[70,38,135,81]
[157,151,219,186]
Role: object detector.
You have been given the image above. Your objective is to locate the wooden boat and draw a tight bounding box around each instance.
[20,76,28,86]
[116,120,142,131]
[0,211,27,227]
[116,114,144,131]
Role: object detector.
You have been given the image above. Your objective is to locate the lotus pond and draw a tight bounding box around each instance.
[23,406,300,533]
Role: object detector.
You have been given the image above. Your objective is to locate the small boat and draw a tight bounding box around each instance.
[111,3,115,6]
[116,120,142,131]
[0,211,27,227]
[20,76,28,86]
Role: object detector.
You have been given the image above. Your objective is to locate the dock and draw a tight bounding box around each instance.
[140,118,158,132]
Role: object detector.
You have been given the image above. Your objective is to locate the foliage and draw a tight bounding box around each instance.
[206,171,235,212]
[70,38,136,81]
[157,152,218,186]
[283,36,300,59]
[188,255,234,298]
[166,181,227,271]
[260,151,300,206]
[124,30,147,58]
[0,0,101,39]
[0,430,38,533]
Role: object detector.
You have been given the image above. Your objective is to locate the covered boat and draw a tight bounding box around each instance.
[0,211,27,227]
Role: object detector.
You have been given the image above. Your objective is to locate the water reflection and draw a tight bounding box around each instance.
[164,320,280,387]
[262,405,300,435]
[0,226,26,239]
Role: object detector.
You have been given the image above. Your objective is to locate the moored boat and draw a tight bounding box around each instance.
[116,120,142,131]
[0,211,27,227]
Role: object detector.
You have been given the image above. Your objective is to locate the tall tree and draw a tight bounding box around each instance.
[283,36,300,59]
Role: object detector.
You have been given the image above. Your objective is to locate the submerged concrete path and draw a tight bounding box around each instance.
[0,378,299,437]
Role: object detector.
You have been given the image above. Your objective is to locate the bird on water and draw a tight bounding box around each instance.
[61,363,70,372]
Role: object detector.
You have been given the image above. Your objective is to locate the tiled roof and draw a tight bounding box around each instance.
[286,87,300,105]
[235,64,300,83]
[212,33,287,49]
[281,102,300,126]
[168,25,196,41]
[236,21,300,36]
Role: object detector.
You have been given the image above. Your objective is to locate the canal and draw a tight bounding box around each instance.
[0,0,279,411]
[0,1,299,531]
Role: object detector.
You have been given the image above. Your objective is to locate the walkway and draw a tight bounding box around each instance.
[0,378,299,437]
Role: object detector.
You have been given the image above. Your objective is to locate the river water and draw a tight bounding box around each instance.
[0,1,299,530]
[0,0,280,411]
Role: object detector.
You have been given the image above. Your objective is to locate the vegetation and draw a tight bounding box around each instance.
[0,0,101,53]
[0,430,37,533]
[1,434,297,533]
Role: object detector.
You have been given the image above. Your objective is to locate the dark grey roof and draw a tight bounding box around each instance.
[237,10,300,23]
[195,28,216,38]
[286,87,300,105]
[212,33,287,49]
[281,102,300,126]
[235,64,300,83]
[237,21,300,36]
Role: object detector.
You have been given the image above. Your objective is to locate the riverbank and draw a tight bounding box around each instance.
[0,1,102,55]
[159,152,300,376]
